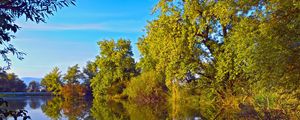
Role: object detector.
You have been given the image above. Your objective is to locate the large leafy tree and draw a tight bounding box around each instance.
[0,0,75,70]
[41,67,63,95]
[91,39,136,98]
[217,0,300,106]
[139,0,300,104]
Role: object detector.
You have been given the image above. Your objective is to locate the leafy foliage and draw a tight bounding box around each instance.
[42,65,91,99]
[61,84,86,100]
[12,0,299,118]
[63,64,82,84]
[41,67,63,95]
[91,39,136,98]
[0,72,26,92]
[140,0,299,105]
[125,71,167,103]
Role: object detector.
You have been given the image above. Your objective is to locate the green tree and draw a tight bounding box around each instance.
[0,0,76,69]
[216,0,300,107]
[27,81,40,92]
[41,67,62,95]
[91,39,136,98]
[140,0,300,107]
[63,64,82,84]
[0,72,26,92]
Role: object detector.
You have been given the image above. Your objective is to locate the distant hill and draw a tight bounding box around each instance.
[21,77,42,85]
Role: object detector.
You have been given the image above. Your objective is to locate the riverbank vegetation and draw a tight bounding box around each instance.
[0,72,26,92]
[39,0,300,118]
[55,0,300,118]
[41,65,89,99]
[2,0,298,119]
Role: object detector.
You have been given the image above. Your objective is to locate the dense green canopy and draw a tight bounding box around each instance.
[38,0,300,118]
[91,39,136,98]
[41,67,63,95]
[63,64,82,84]
[136,0,300,107]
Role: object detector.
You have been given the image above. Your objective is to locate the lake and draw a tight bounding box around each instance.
[0,96,294,120]
[0,96,206,120]
[1,96,93,120]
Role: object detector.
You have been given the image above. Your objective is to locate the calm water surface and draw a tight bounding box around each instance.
[1,96,293,120]
[1,96,205,120]
[2,96,93,120]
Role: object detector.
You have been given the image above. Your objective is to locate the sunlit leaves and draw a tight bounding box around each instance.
[143,0,300,108]
[41,67,63,95]
[91,39,136,98]
[63,64,82,84]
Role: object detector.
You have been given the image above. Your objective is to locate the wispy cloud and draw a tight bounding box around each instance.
[20,23,105,31]
[65,12,139,19]
[17,22,143,33]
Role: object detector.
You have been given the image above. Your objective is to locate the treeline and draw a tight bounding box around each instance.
[42,0,299,117]
[41,64,94,99]
[0,72,26,92]
[0,72,42,92]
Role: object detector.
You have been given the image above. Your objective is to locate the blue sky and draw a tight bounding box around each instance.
[7,0,158,78]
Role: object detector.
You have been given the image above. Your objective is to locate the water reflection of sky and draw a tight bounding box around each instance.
[2,96,93,120]
[3,96,54,120]
[1,96,268,120]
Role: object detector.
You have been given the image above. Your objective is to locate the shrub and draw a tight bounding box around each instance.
[125,71,167,104]
[61,84,86,100]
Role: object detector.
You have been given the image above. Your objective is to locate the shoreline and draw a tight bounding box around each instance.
[0,92,53,97]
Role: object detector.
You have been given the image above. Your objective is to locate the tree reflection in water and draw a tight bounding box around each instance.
[62,98,91,120]
[90,99,204,120]
[41,97,92,120]
[124,102,169,120]
[29,97,41,109]
[41,97,63,120]
[0,96,292,119]
[90,99,292,120]
[91,99,129,120]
